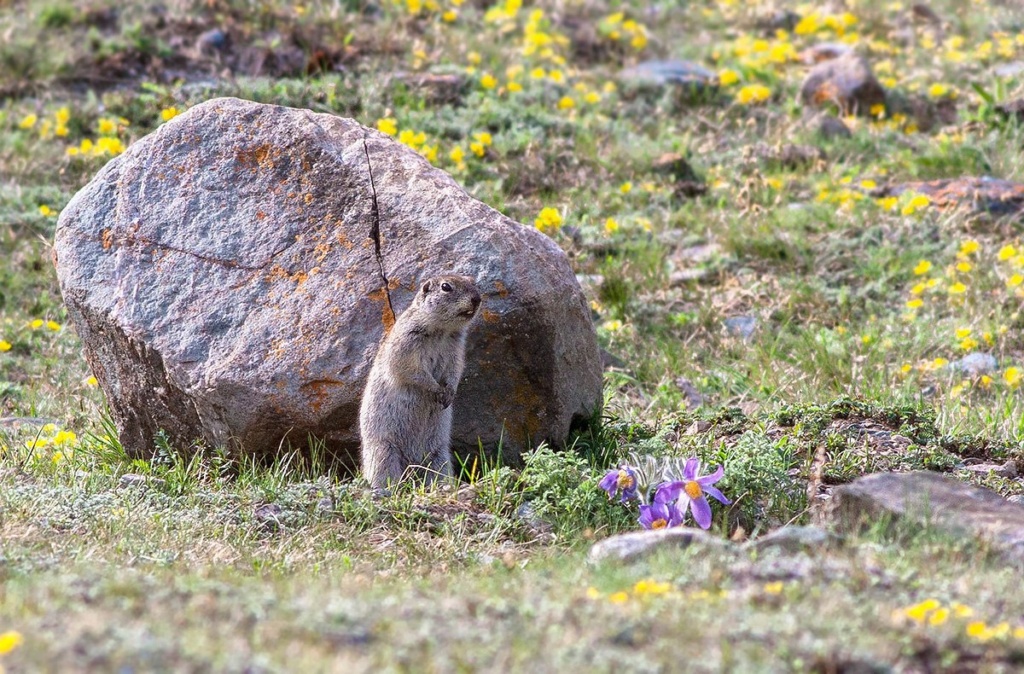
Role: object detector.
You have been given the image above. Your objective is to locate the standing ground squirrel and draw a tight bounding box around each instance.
[359,275,481,488]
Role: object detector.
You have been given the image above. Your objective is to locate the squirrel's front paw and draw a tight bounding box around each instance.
[435,383,455,409]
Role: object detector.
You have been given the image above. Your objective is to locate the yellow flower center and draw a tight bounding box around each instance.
[616,471,635,490]
[684,481,703,499]
[651,518,668,529]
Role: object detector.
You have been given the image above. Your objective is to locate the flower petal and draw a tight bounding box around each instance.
[654,481,682,504]
[690,496,712,529]
[683,457,700,480]
[697,464,724,486]
[598,470,618,495]
[703,484,731,505]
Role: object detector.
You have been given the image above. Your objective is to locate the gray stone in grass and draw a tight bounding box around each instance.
[746,525,838,553]
[827,471,1024,565]
[961,461,1017,479]
[54,97,601,468]
[117,473,167,490]
[619,60,717,93]
[724,315,758,341]
[588,527,727,564]
[1007,495,1024,506]
[950,352,997,377]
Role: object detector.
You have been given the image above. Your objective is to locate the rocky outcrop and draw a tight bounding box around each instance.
[54,97,602,467]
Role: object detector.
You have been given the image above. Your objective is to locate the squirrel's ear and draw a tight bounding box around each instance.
[421,280,432,294]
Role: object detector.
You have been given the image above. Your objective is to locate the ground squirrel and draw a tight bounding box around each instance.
[359,275,481,488]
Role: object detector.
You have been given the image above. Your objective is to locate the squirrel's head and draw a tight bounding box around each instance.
[416,275,482,330]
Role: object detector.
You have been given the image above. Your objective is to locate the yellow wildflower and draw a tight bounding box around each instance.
[30,319,44,329]
[46,320,60,331]
[901,194,930,215]
[928,83,951,98]
[998,244,1016,261]
[604,217,619,234]
[763,581,784,595]
[906,298,923,309]
[1007,274,1024,288]
[960,239,980,255]
[0,630,23,654]
[877,196,898,211]
[18,114,37,129]
[377,118,398,136]
[442,9,457,21]
[948,282,967,295]
[534,207,563,235]
[98,118,117,135]
[633,579,671,595]
[955,261,972,273]
[584,91,600,104]
[86,376,98,387]
[449,146,465,164]
[474,132,492,146]
[557,96,575,109]
[1005,367,1022,388]
[608,591,629,604]
[719,69,739,86]
[913,260,932,275]
[469,142,485,157]
[0,340,11,352]
[161,107,179,122]
[480,73,498,89]
[735,84,771,105]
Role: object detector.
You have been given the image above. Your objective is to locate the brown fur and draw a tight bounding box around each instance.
[359,275,481,488]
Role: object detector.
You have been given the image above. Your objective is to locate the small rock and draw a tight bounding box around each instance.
[0,417,58,430]
[392,72,468,106]
[962,461,1018,479]
[196,28,228,56]
[747,525,837,553]
[799,42,853,65]
[994,62,1024,79]
[589,527,727,564]
[827,471,1024,565]
[669,269,710,286]
[254,503,283,529]
[911,3,942,23]
[686,420,712,435]
[619,60,717,95]
[515,501,553,536]
[724,315,758,341]
[817,115,853,140]
[675,377,704,410]
[315,495,334,516]
[799,52,886,115]
[950,353,998,377]
[876,176,1024,219]
[996,97,1024,121]
[650,153,701,182]
[759,9,801,33]
[117,473,167,490]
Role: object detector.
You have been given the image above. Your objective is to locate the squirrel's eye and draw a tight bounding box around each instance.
[441,282,452,292]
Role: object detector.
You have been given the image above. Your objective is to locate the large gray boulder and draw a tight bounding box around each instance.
[54,97,602,467]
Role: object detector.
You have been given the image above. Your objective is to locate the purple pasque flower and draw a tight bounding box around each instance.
[655,457,731,530]
[638,498,684,530]
[598,465,640,503]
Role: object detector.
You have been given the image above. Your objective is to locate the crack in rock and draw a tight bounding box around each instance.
[363,134,395,326]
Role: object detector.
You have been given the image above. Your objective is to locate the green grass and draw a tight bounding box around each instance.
[4,0,1024,668]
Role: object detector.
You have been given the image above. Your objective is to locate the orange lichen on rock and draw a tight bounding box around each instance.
[101,228,114,250]
[368,287,396,332]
